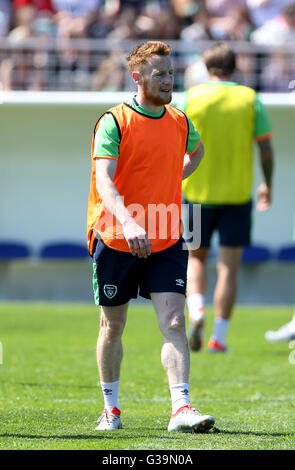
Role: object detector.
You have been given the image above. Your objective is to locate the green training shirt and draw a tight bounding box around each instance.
[94,96,201,159]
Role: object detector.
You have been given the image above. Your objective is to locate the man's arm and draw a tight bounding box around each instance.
[256,138,274,211]
[95,158,151,257]
[182,141,205,180]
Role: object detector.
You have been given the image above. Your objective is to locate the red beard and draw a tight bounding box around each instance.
[142,77,172,106]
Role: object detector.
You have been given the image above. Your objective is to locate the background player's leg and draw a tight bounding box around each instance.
[214,246,243,319]
[209,246,243,351]
[186,247,209,298]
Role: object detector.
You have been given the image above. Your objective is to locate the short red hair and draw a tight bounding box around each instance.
[126,41,172,74]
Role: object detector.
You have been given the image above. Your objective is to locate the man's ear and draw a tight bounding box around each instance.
[132,71,141,86]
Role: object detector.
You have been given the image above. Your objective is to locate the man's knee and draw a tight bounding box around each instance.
[100,315,125,341]
[159,311,186,337]
[218,263,240,282]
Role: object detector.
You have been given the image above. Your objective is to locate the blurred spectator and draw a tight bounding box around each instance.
[49,1,102,92]
[1,0,295,92]
[87,7,118,38]
[246,0,293,29]
[180,3,212,41]
[105,1,179,40]
[0,57,13,90]
[226,6,253,40]
[150,8,181,39]
[8,0,56,43]
[205,0,252,40]
[91,50,126,91]
[6,1,56,90]
[205,0,246,19]
[119,0,142,13]
[260,52,295,92]
[52,0,101,39]
[10,2,38,40]
[105,5,138,39]
[251,2,295,44]
[11,0,55,36]
[0,0,12,36]
[13,0,55,12]
[250,3,295,92]
[172,0,202,20]
[104,0,121,16]
[235,52,257,89]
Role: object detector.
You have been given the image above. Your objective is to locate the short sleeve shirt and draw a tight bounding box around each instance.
[94,96,201,159]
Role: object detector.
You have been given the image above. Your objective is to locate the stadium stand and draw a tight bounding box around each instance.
[1,1,295,92]
[241,244,272,264]
[0,241,31,259]
[276,244,295,262]
[39,242,89,259]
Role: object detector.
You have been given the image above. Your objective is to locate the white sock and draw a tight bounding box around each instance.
[187,293,205,321]
[100,380,120,412]
[211,317,230,345]
[170,383,190,415]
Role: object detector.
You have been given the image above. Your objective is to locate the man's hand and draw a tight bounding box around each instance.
[256,183,271,211]
[122,217,152,258]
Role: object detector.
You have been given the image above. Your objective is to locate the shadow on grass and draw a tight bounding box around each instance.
[212,428,294,437]
[1,429,294,440]
[14,382,97,389]
[0,433,183,441]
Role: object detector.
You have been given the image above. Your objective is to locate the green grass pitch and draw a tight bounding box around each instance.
[0,302,295,450]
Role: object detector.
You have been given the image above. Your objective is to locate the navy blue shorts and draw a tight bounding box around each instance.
[185,200,252,248]
[92,238,188,306]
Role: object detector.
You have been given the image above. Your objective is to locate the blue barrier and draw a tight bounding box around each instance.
[276,245,295,262]
[40,242,89,259]
[242,245,272,264]
[0,242,31,259]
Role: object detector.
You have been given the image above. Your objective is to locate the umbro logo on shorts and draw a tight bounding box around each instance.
[175,279,185,287]
[103,284,118,299]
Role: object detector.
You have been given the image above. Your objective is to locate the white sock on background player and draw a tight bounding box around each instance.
[187,293,205,321]
[211,317,229,346]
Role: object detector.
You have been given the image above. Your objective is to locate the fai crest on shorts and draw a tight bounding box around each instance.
[103,284,118,299]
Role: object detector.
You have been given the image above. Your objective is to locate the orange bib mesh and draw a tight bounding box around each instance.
[87,103,189,255]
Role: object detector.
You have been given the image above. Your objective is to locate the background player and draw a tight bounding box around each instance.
[179,42,274,353]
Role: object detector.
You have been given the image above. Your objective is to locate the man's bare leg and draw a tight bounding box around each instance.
[187,247,209,297]
[209,246,243,351]
[151,291,215,432]
[151,292,189,386]
[214,247,243,320]
[95,303,128,430]
[97,303,128,382]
